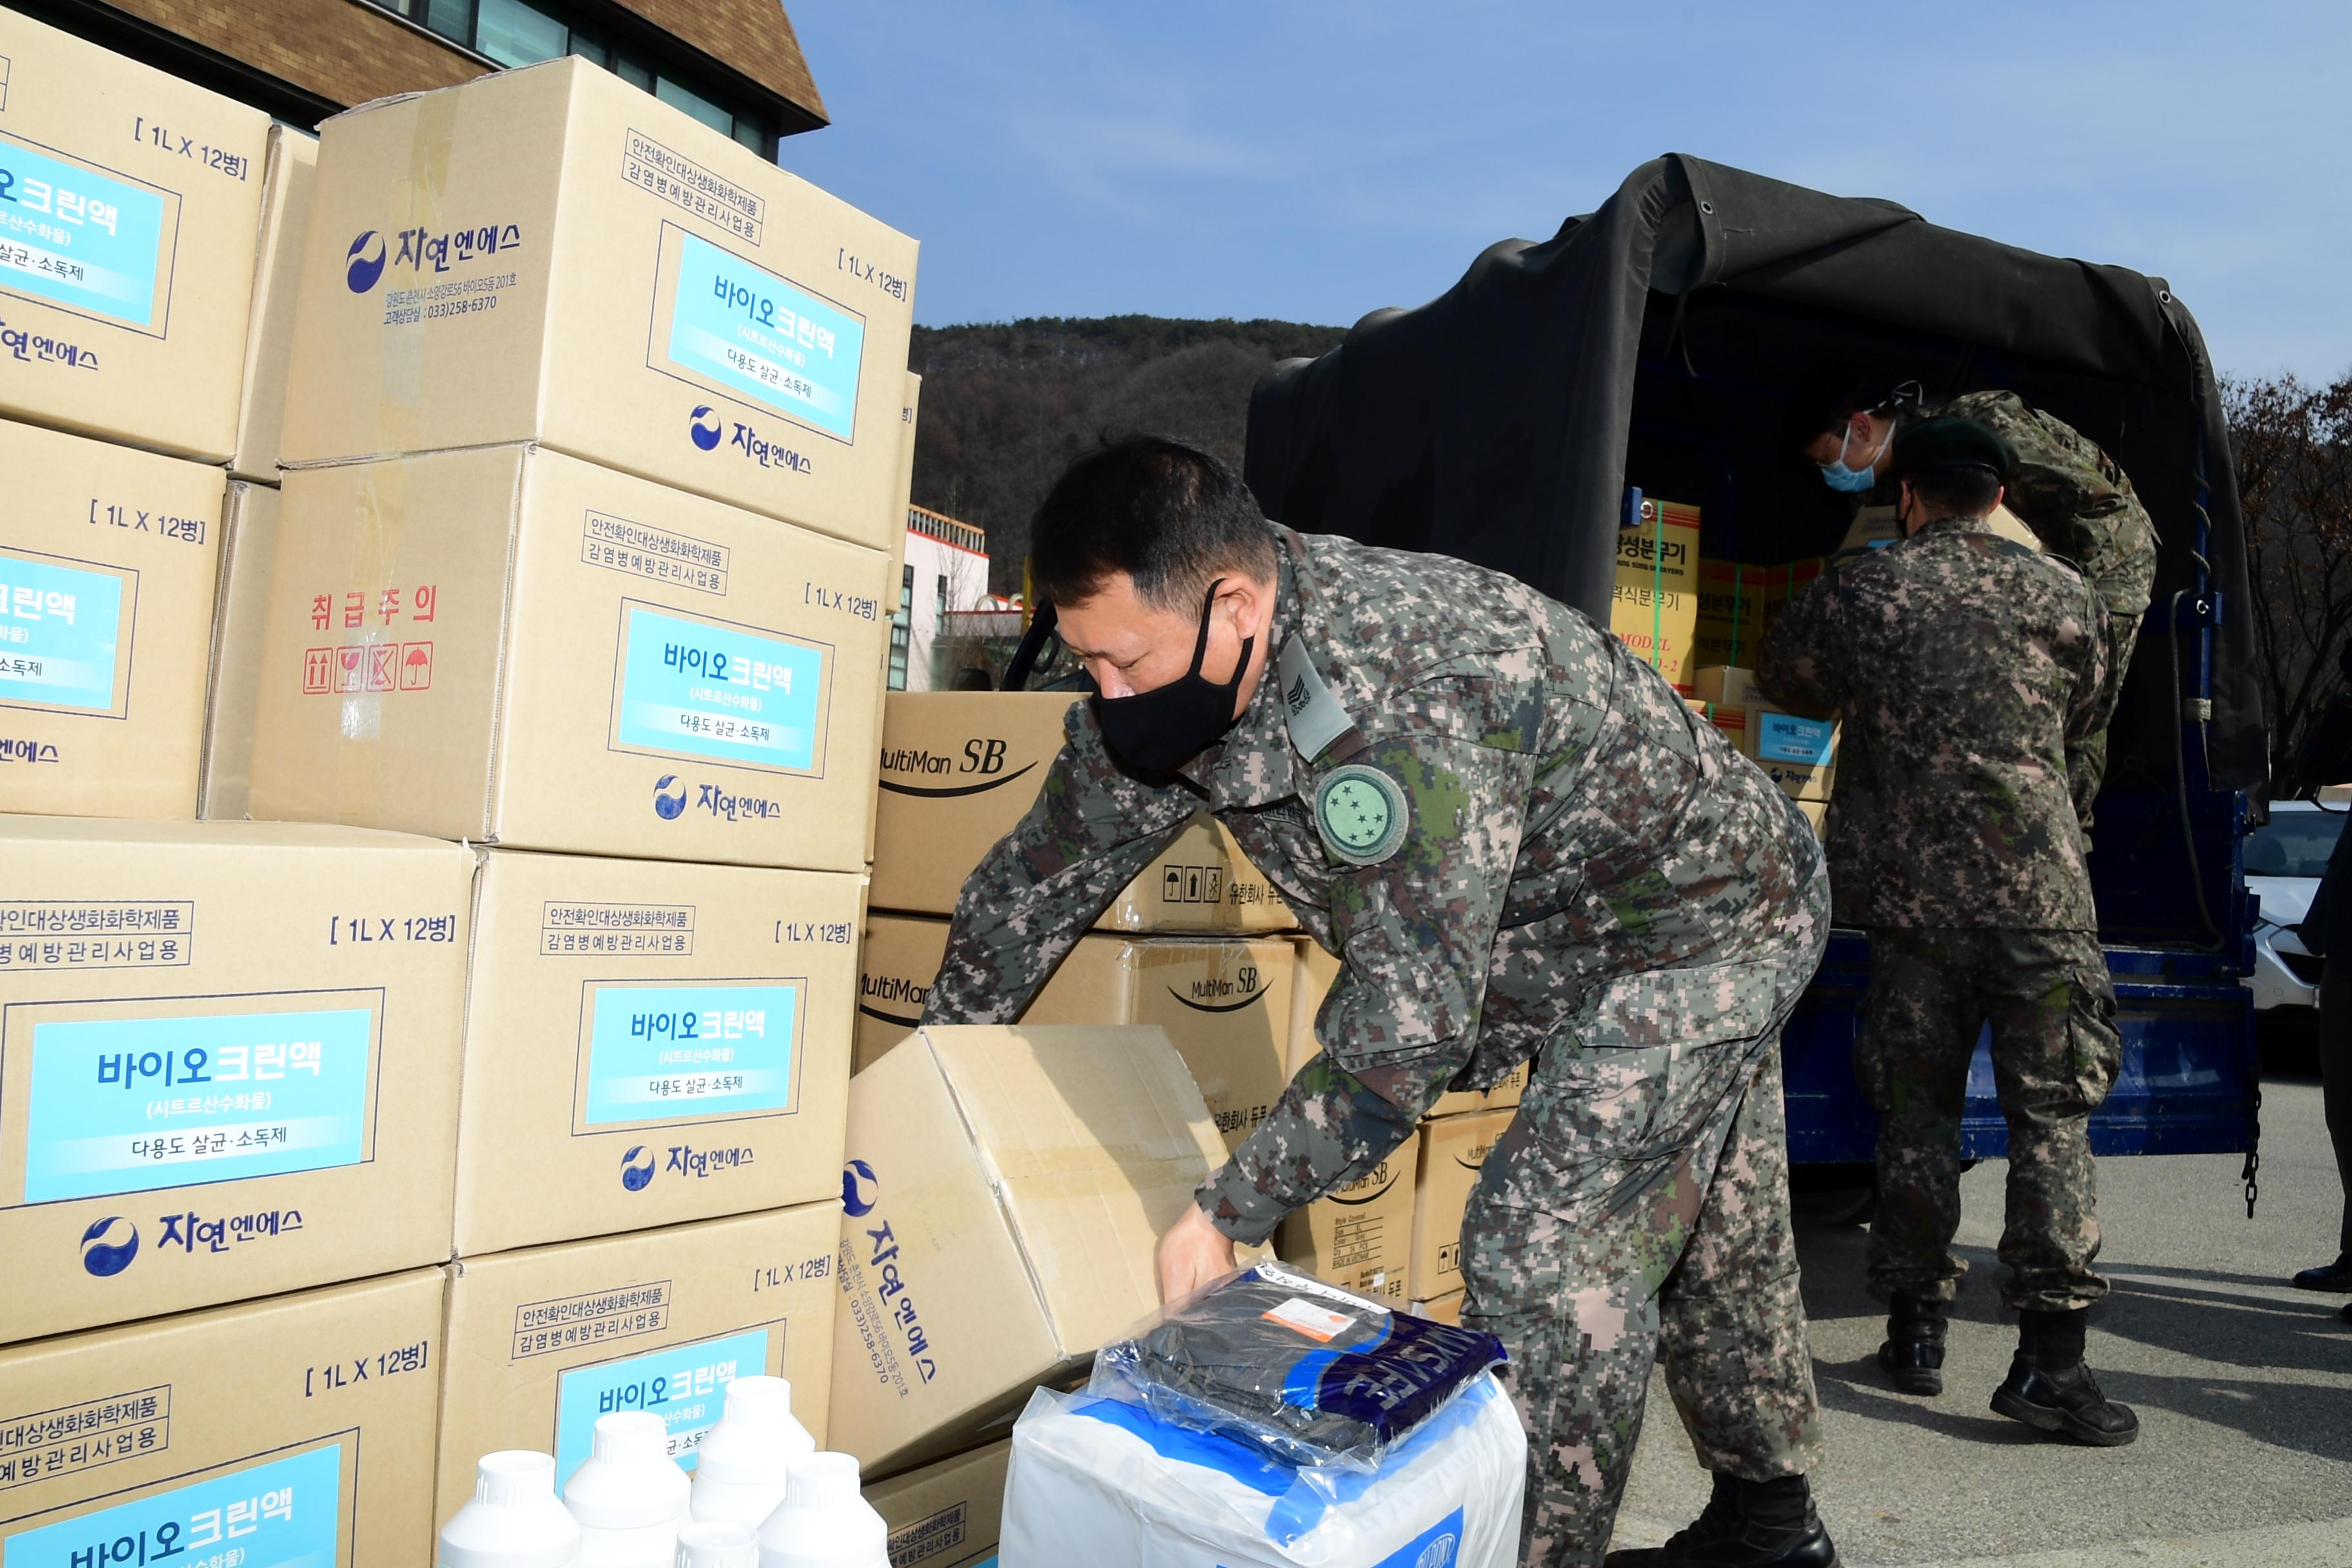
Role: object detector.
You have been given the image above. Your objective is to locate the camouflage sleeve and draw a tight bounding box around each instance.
[1950,391,2159,620]
[1198,732,1532,1242]
[1755,569,1850,716]
[2061,576,2114,751]
[922,712,1197,1026]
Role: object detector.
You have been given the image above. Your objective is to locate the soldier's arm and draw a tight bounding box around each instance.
[923,714,1197,1025]
[1755,572,1849,716]
[1197,732,1532,1244]
[2061,577,2115,752]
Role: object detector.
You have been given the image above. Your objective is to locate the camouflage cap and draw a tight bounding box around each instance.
[1891,415,2016,484]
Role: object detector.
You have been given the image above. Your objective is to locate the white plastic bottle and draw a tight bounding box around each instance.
[691,1377,817,1527]
[674,1519,760,1568]
[755,1452,888,1568]
[438,1451,583,1568]
[564,1412,692,1568]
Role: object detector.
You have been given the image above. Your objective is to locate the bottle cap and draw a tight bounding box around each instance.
[782,1453,860,1510]
[593,1411,671,1466]
[722,1377,794,1426]
[477,1450,557,1507]
[675,1519,760,1568]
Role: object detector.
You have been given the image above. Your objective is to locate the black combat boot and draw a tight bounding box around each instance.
[1603,1471,1840,1567]
[1990,1308,2139,1446]
[1876,1292,1947,1395]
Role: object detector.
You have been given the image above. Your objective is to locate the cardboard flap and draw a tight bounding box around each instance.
[924,1025,1225,1357]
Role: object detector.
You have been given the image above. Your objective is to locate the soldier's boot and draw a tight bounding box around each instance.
[1874,1293,1946,1396]
[1990,1308,2139,1447]
[1602,1472,1839,1567]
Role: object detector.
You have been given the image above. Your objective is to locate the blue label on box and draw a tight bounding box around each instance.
[1371,1508,1465,1568]
[23,1005,376,1203]
[0,554,126,714]
[5,1442,342,1567]
[583,982,798,1126]
[553,1328,770,1486]
[0,135,170,331]
[1756,711,1836,767]
[665,230,863,439]
[615,604,825,774]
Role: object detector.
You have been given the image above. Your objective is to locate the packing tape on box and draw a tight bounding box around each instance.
[382,89,464,453]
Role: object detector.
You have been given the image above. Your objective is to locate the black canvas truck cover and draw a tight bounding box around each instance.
[1244,152,2264,796]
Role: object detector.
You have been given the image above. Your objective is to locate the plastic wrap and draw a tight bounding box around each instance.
[1089,1262,1507,1473]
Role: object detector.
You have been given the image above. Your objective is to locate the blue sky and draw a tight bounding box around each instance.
[779,2,2351,382]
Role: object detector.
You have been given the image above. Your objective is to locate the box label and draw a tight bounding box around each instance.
[0,551,130,717]
[4,1441,342,1567]
[0,133,172,333]
[553,1326,770,1485]
[21,1001,377,1203]
[1372,1507,1465,1568]
[612,602,827,775]
[580,981,801,1126]
[1755,711,1836,767]
[665,229,864,439]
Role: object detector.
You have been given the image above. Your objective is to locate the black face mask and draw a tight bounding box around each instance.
[1089,580,1254,779]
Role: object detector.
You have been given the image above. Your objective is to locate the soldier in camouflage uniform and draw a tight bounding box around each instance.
[1792,376,2159,823]
[923,436,1840,1568]
[1759,416,2139,1447]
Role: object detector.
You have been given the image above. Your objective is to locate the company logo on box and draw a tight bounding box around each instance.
[688,405,723,451]
[841,1157,879,1217]
[620,1144,657,1191]
[346,230,387,293]
[651,774,688,819]
[79,1215,139,1277]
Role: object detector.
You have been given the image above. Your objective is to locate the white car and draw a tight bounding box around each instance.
[2245,799,2347,1011]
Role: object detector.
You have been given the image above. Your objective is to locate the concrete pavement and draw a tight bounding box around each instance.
[1609,1071,2352,1566]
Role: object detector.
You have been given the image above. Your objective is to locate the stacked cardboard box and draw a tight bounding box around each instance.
[1611,498,1701,692]
[1695,665,1839,812]
[215,55,913,1527]
[1280,937,1518,1311]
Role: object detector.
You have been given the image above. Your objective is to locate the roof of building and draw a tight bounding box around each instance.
[625,0,827,128]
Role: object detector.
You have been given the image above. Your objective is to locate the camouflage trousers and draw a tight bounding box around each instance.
[1859,927,2122,1313]
[1461,1019,1822,1567]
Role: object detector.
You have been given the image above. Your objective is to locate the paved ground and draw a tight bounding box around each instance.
[1609,1068,2352,1566]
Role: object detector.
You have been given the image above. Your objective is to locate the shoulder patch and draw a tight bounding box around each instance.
[1277,634,1356,761]
[1314,763,1410,866]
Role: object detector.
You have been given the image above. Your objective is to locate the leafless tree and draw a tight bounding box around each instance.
[2227,370,2352,796]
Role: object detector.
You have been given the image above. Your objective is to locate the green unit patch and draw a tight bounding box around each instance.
[1315,762,1410,866]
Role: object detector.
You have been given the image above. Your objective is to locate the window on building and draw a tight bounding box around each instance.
[368,1,777,156]
[935,573,949,617]
[888,565,915,691]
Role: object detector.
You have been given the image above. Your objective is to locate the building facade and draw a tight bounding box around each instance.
[13,0,826,149]
[890,506,995,692]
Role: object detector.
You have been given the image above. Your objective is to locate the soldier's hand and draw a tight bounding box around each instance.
[1155,1200,1237,1303]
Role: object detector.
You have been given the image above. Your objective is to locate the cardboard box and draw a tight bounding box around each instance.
[0,818,473,1344]
[1836,502,2041,558]
[0,10,269,462]
[871,691,1293,930]
[853,914,1293,1153]
[1758,557,1825,639]
[1693,557,1769,672]
[1798,799,1828,838]
[1287,937,1523,1118]
[197,480,279,820]
[284,57,917,551]
[884,372,921,618]
[1408,1108,1512,1302]
[249,443,888,870]
[0,1269,444,1563]
[0,418,226,820]
[868,1439,1008,1565]
[1694,666,1838,803]
[1411,1290,1464,1327]
[454,849,858,1257]
[228,126,318,482]
[1610,498,1701,690]
[436,1203,839,1531]
[833,1024,1231,1475]
[1277,1128,1418,1304]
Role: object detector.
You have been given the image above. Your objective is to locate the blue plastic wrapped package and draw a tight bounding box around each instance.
[1090,1262,1508,1473]
[1001,1371,1525,1568]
